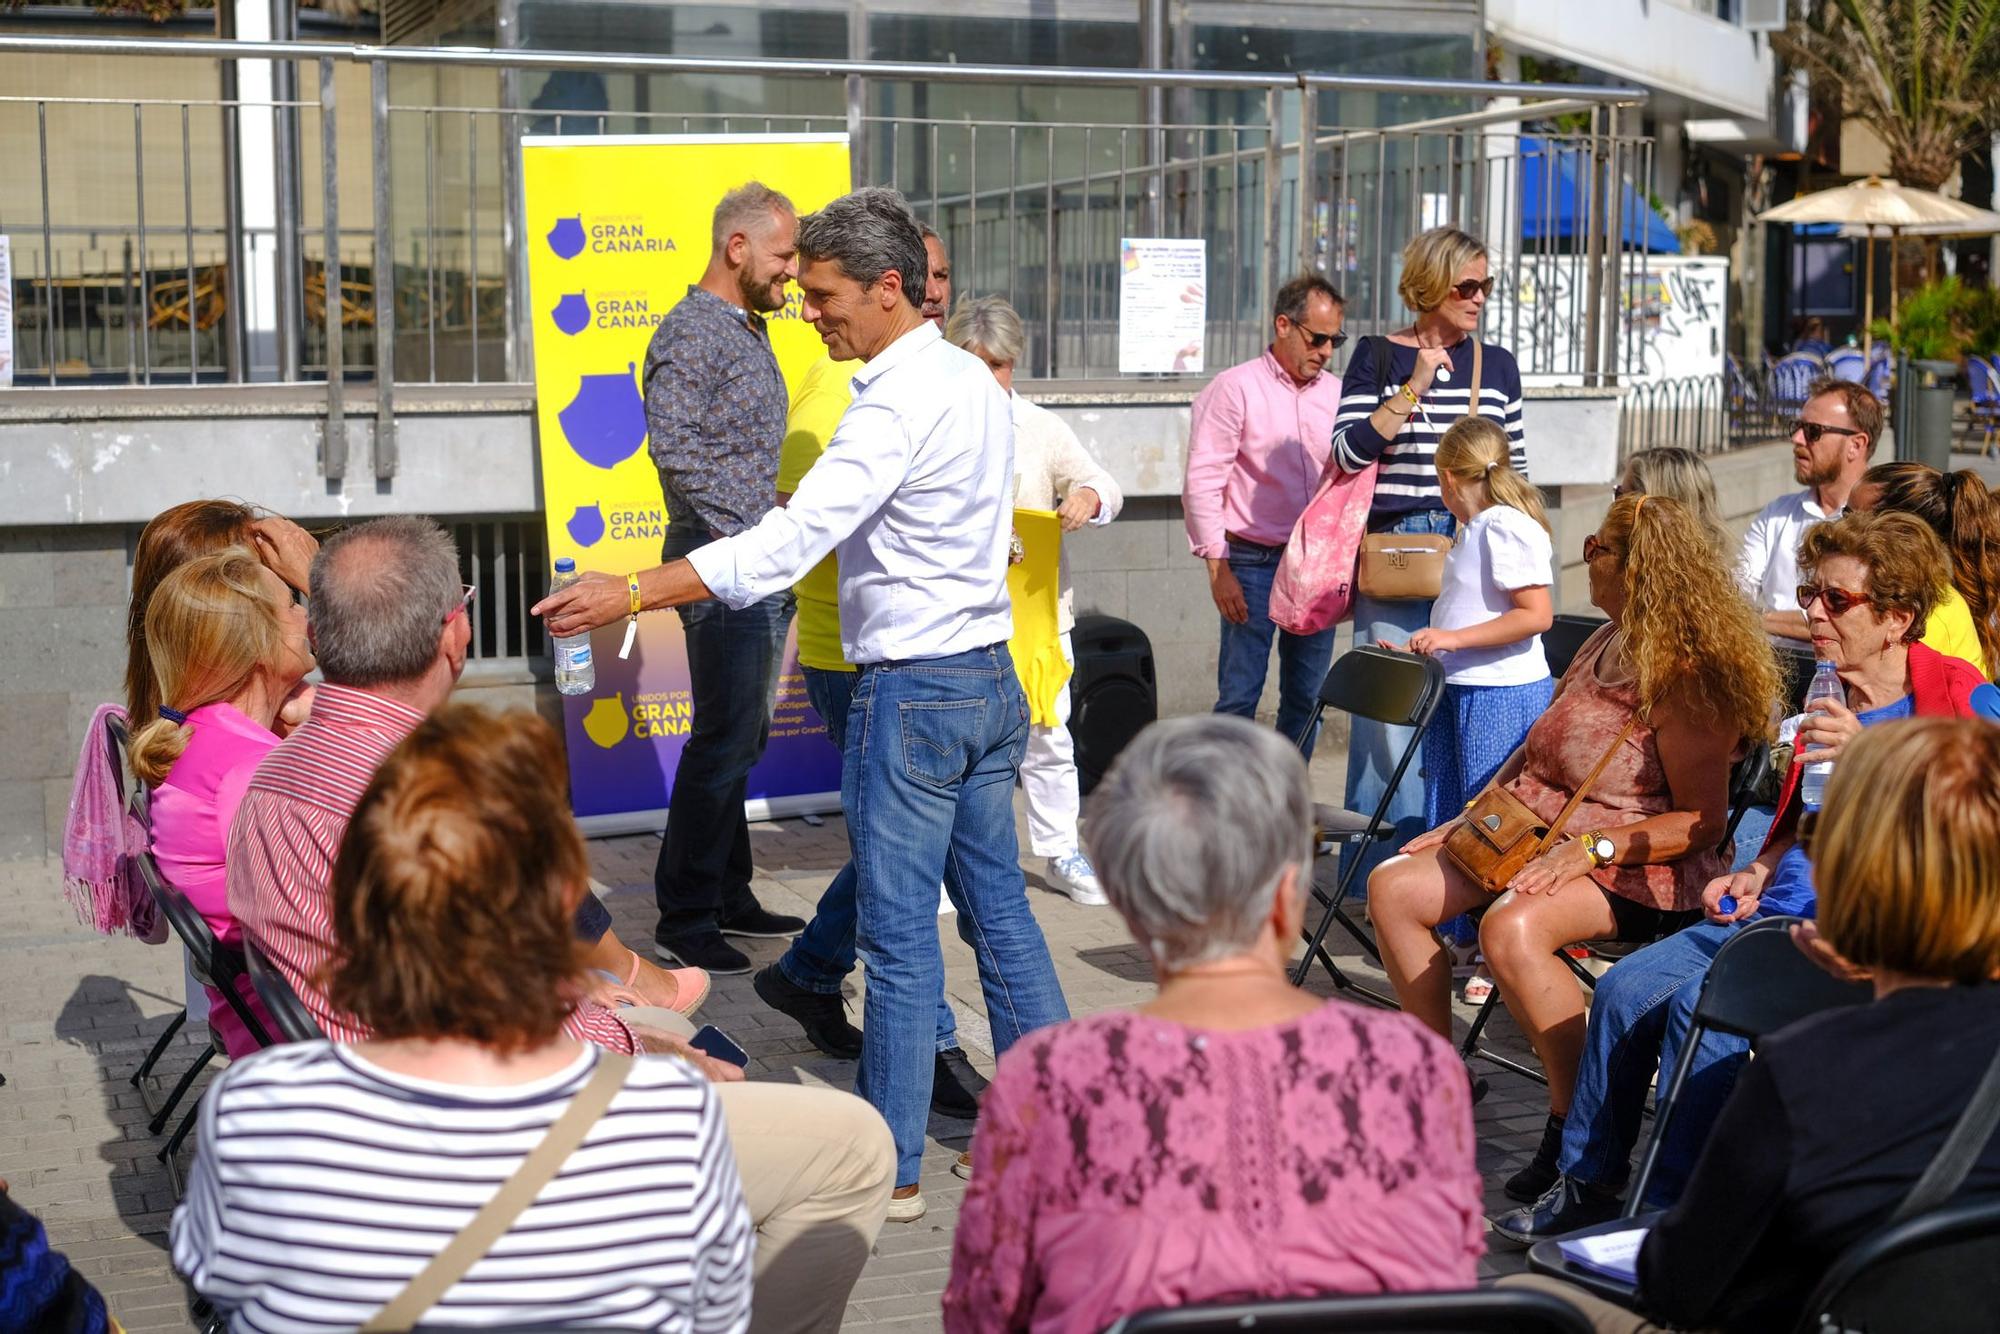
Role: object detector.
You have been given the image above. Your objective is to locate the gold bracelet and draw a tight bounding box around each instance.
[627,573,643,618]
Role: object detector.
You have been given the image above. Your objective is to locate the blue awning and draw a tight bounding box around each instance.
[1520,135,1680,253]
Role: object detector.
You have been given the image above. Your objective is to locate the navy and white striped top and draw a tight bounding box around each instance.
[1330,336,1528,514]
[170,1042,754,1334]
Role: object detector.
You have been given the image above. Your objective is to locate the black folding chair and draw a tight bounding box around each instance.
[1777,645,1817,715]
[1105,1288,1593,1334]
[1622,914,1870,1214]
[246,940,325,1042]
[1792,1195,2000,1334]
[1460,740,1771,1088]
[1289,647,1446,1006]
[134,850,275,1187]
[1542,614,1608,680]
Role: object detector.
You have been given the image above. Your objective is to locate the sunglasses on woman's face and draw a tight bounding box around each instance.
[1451,277,1496,301]
[1582,534,1619,562]
[1797,583,1869,617]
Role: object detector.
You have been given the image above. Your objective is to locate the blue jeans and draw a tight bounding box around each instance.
[1213,538,1339,756]
[777,665,960,1053]
[1560,920,1752,1207]
[845,644,1070,1184]
[1730,805,1777,872]
[1340,509,1457,895]
[654,527,796,941]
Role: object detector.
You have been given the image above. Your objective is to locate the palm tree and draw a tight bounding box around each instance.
[1776,0,2000,192]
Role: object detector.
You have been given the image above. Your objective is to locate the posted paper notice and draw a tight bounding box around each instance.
[1118,238,1206,374]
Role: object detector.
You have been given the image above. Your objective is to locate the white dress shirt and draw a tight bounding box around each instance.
[1011,392,1123,634]
[1735,489,1842,635]
[688,321,1015,664]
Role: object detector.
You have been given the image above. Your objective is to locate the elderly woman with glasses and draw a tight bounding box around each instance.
[1329,225,1531,899]
[1370,494,1780,1206]
[943,714,1482,1334]
[1493,509,1983,1245]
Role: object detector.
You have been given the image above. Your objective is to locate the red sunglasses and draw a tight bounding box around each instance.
[1797,583,1869,617]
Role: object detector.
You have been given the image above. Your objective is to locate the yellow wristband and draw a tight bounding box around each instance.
[627,573,642,618]
[1401,383,1421,407]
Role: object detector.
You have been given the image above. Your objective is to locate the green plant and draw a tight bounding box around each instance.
[1965,287,2000,358]
[1776,0,2000,191]
[1876,275,1974,361]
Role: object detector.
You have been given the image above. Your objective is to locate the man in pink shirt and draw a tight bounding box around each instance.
[1182,273,1346,751]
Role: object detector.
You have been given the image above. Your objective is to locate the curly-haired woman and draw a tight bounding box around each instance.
[1492,511,1983,1245]
[1370,494,1780,1200]
[1851,460,2000,679]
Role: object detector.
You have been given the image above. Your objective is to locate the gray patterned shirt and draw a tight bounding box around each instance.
[642,285,788,536]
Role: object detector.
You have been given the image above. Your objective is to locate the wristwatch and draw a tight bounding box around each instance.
[1580,831,1616,869]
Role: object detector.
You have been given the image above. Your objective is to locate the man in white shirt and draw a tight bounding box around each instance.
[1736,377,1880,643]
[538,187,1069,1223]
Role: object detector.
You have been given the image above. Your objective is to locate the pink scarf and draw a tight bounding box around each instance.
[61,703,163,942]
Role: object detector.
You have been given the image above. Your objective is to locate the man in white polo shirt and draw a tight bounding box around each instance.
[537,187,1069,1224]
[1736,377,1879,643]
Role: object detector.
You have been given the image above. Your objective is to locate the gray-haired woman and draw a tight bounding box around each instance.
[944,714,1483,1333]
[947,294,1125,907]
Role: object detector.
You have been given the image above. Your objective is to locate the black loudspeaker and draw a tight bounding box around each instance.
[1069,614,1158,795]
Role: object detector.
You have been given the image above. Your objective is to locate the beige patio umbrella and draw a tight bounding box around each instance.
[1758,177,2000,354]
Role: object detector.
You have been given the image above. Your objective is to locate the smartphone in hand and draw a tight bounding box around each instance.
[688,1024,750,1069]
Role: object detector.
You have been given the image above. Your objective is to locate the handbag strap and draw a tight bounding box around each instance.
[360,1050,635,1333]
[1531,713,1640,859]
[1887,1037,2000,1227]
[1465,339,1484,419]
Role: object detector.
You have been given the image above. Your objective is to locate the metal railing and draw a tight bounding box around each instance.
[1619,367,1814,456]
[1,34,1653,471]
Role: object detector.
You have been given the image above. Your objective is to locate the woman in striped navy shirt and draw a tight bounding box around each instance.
[170,705,754,1333]
[1330,226,1528,906]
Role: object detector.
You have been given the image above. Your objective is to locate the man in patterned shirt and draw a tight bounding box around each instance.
[643,180,809,974]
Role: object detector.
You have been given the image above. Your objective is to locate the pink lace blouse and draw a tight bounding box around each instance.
[942,1004,1484,1333]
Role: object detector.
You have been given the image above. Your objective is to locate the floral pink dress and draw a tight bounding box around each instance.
[1502,624,1724,911]
[941,1004,1484,1333]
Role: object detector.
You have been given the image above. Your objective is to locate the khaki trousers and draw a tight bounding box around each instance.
[715,1081,896,1334]
[1499,1274,1716,1334]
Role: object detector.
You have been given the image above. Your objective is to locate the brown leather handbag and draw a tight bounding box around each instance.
[1355,339,1484,602]
[1444,714,1638,895]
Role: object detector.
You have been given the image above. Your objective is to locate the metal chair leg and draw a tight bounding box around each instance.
[132,1008,188,1093]
[147,1043,214,1136]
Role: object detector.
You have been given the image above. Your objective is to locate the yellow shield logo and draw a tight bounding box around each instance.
[582,693,629,749]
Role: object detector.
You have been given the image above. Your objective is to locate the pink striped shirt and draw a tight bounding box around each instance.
[224,685,635,1052]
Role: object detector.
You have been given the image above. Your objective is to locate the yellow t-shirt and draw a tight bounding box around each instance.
[776,355,863,673]
[1923,583,1993,678]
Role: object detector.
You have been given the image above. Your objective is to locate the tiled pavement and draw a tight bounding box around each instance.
[0,745,1556,1333]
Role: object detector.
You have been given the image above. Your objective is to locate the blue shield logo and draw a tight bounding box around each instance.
[566,503,607,548]
[546,217,586,260]
[551,291,591,336]
[557,364,647,470]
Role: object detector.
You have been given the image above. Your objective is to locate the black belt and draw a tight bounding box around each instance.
[1224,530,1285,552]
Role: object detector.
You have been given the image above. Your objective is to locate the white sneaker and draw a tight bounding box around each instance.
[886,1187,927,1222]
[1048,851,1108,907]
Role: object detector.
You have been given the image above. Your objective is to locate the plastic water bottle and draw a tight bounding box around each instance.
[550,558,595,697]
[1799,658,1845,809]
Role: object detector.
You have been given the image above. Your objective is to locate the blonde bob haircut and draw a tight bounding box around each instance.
[127,547,288,787]
[1814,718,2000,986]
[1436,417,1548,533]
[1398,226,1489,314]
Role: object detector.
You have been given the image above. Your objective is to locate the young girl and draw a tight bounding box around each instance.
[1389,417,1555,985]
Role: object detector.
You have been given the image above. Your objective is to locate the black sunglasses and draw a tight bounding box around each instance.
[1790,419,1864,445]
[1797,583,1870,617]
[1451,277,1496,301]
[1296,326,1348,351]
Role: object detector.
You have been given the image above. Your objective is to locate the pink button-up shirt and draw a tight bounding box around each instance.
[1182,349,1342,558]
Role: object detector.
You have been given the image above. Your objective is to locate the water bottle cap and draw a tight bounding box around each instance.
[555,557,576,573]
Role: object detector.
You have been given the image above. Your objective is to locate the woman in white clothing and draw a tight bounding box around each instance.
[948,295,1126,905]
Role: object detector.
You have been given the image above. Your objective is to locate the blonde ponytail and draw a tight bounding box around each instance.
[127,547,288,787]
[1436,417,1549,533]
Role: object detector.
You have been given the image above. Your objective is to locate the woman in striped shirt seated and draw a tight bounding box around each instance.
[170,704,755,1333]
